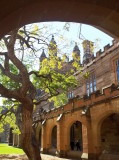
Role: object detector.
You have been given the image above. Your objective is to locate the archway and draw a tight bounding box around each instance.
[70,121,82,151]
[51,125,57,149]
[8,128,13,146]
[48,125,57,155]
[0,1,119,38]
[101,113,119,154]
[66,120,83,159]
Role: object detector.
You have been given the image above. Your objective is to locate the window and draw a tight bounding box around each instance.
[86,73,96,96]
[93,74,96,91]
[68,91,74,99]
[116,59,119,82]
[90,77,93,93]
[87,81,89,96]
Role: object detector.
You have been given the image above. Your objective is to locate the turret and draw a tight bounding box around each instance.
[72,42,80,64]
[39,49,46,63]
[48,35,57,58]
[82,40,94,65]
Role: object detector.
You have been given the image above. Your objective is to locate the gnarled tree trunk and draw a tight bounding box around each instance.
[21,104,41,160]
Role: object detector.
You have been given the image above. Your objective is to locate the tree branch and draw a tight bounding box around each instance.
[0,83,23,102]
[0,105,15,121]
[0,63,22,83]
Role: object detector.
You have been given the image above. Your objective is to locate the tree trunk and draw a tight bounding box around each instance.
[21,104,41,160]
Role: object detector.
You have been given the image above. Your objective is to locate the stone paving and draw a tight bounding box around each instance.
[0,154,77,160]
[41,154,76,160]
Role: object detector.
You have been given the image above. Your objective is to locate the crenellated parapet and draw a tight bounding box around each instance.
[94,40,118,61]
[76,40,119,74]
[34,84,119,121]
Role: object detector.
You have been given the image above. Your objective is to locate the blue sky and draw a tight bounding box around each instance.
[0,22,113,105]
[37,22,113,62]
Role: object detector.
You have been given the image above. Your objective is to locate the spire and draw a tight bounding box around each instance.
[48,35,57,57]
[50,35,56,45]
[39,49,46,62]
[72,42,80,64]
[82,40,94,65]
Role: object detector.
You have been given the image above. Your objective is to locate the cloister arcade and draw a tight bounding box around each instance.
[1,1,119,160]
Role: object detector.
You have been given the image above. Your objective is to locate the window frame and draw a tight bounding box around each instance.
[86,73,96,96]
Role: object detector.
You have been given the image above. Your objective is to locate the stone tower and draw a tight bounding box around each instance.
[82,40,94,65]
[72,42,80,64]
[48,35,57,58]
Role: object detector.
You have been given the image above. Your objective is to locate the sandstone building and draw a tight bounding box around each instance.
[6,37,119,160]
[32,39,119,160]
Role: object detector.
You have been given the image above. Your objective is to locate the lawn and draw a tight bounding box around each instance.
[0,143,24,154]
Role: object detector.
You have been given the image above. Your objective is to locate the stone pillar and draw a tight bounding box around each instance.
[17,134,20,147]
[56,120,66,158]
[8,128,13,146]
[81,115,99,160]
[91,124,102,158]
[41,124,49,154]
[13,133,15,146]
[13,134,20,147]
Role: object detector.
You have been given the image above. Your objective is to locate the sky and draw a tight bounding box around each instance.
[36,22,113,63]
[0,22,113,106]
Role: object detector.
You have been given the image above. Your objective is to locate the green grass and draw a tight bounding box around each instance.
[0,143,24,154]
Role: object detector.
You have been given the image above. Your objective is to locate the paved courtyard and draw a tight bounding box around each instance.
[0,154,78,160]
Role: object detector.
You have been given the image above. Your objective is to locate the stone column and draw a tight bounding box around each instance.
[81,115,99,160]
[41,124,48,154]
[56,119,67,158]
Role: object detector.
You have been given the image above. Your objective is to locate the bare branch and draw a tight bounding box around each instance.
[0,52,7,56]
[0,105,15,121]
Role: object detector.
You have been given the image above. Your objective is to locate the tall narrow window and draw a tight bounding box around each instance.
[116,59,119,82]
[68,91,74,99]
[71,91,74,98]
[93,74,96,91]
[87,81,89,96]
[86,73,96,96]
[90,76,93,93]
[117,66,119,82]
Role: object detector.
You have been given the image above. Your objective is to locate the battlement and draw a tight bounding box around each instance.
[94,39,119,61]
[75,39,119,75]
[34,84,119,121]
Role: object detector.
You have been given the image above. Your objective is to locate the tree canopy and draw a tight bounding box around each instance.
[0,23,81,159]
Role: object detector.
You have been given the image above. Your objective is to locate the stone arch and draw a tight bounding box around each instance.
[100,113,119,154]
[46,120,57,149]
[64,114,83,150]
[91,102,119,154]
[70,121,82,151]
[1,1,119,38]
[51,125,57,148]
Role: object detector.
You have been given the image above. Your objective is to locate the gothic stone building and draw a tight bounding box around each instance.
[13,39,119,160]
[31,39,119,160]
